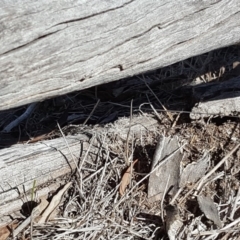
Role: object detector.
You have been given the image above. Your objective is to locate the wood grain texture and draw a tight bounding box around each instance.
[1,0,240,110]
[189,76,240,119]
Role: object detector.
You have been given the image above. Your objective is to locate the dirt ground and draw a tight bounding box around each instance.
[0,45,240,239]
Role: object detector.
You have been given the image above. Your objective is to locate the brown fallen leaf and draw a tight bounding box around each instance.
[119,159,138,196]
[0,221,19,240]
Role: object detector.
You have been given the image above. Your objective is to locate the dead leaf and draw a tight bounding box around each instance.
[119,159,138,196]
[35,197,49,223]
[148,136,182,203]
[197,195,222,228]
[38,182,72,223]
[180,151,210,188]
[0,222,18,240]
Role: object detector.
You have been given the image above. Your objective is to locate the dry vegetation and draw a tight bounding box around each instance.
[0,45,240,239]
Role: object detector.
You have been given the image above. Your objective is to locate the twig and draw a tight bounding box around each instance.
[79,136,96,189]
[149,103,162,122]
[57,122,82,173]
[125,100,133,166]
[105,216,146,239]
[196,143,240,191]
[180,143,240,204]
[204,216,240,240]
[171,111,181,128]
[170,188,183,205]
[89,158,108,213]
[139,75,174,122]
[83,99,100,125]
[83,158,118,183]
[229,187,240,221]
[2,102,38,133]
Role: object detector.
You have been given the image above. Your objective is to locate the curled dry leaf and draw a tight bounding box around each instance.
[119,159,138,196]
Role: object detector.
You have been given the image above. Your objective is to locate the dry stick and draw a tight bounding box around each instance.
[105,216,145,239]
[229,187,240,221]
[114,143,186,209]
[139,75,174,122]
[89,157,108,213]
[170,188,182,205]
[111,101,240,120]
[178,172,225,206]
[57,122,81,175]
[79,159,109,231]
[83,157,118,183]
[78,135,96,198]
[79,136,96,172]
[196,143,240,191]
[83,99,100,125]
[57,122,87,200]
[53,226,102,240]
[180,143,240,204]
[95,173,120,208]
[129,137,135,203]
[202,171,224,189]
[204,216,240,240]
[198,229,238,236]
[125,100,133,166]
[171,111,181,128]
[149,103,162,122]
[2,102,38,133]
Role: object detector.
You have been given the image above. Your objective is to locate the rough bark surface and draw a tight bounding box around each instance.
[1,0,240,110]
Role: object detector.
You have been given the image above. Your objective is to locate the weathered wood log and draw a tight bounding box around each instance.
[188,75,240,119]
[0,114,159,226]
[1,0,240,110]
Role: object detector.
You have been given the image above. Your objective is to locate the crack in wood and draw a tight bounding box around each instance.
[0,29,62,56]
[59,21,165,73]
[51,0,135,28]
